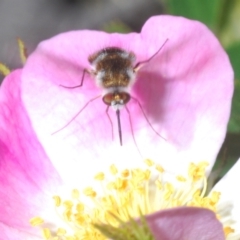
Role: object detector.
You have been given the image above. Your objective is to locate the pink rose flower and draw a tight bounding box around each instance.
[0,15,236,239]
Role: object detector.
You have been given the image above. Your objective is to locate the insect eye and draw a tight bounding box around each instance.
[102,92,131,106]
[102,93,113,106]
[119,92,131,104]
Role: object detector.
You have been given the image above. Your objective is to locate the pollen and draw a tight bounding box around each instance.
[29,217,44,226]
[30,160,236,239]
[95,172,105,181]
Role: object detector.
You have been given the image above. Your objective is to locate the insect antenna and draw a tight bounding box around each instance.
[134,39,168,70]
[131,96,166,141]
[125,105,142,157]
[52,95,101,135]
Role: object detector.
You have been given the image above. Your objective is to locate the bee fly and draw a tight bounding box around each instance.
[55,39,168,146]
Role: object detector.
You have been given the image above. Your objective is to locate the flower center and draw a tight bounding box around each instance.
[30,160,235,239]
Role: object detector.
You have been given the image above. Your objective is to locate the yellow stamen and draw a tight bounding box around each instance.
[95,172,105,181]
[42,228,51,239]
[84,187,97,198]
[30,160,236,240]
[53,196,61,207]
[189,162,209,182]
[144,159,154,167]
[176,175,187,182]
[110,164,118,175]
[72,189,80,199]
[121,169,130,178]
[30,217,44,226]
[155,164,164,173]
[224,226,235,236]
[57,228,66,236]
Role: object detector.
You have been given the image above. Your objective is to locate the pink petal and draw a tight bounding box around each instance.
[212,158,240,232]
[21,15,233,184]
[146,207,225,240]
[0,15,234,238]
[0,70,61,238]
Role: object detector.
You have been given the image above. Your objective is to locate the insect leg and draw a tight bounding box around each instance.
[125,105,142,157]
[131,96,166,141]
[52,95,101,135]
[60,69,90,89]
[105,106,114,141]
[134,39,168,71]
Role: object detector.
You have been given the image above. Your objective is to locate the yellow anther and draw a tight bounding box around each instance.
[42,228,51,239]
[63,200,74,209]
[121,169,130,178]
[163,183,174,200]
[30,160,235,240]
[95,172,105,181]
[66,237,76,240]
[144,159,154,167]
[114,178,128,190]
[189,162,208,182]
[224,226,235,236]
[76,203,85,212]
[63,209,72,221]
[72,189,80,199]
[176,175,186,182]
[155,164,164,173]
[209,191,221,205]
[83,187,97,198]
[75,215,86,225]
[193,189,201,197]
[53,195,61,207]
[57,228,67,236]
[144,169,151,180]
[110,164,118,175]
[165,182,174,192]
[101,196,108,206]
[29,217,44,226]
[155,179,163,189]
[131,169,148,182]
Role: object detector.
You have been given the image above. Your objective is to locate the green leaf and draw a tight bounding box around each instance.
[219,0,240,46]
[210,132,240,189]
[228,79,240,133]
[226,43,240,80]
[165,0,225,32]
[102,20,131,33]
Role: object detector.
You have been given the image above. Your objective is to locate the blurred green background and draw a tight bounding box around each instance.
[0,0,239,185]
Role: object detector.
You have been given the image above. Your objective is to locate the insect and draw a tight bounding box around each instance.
[54,39,168,146]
